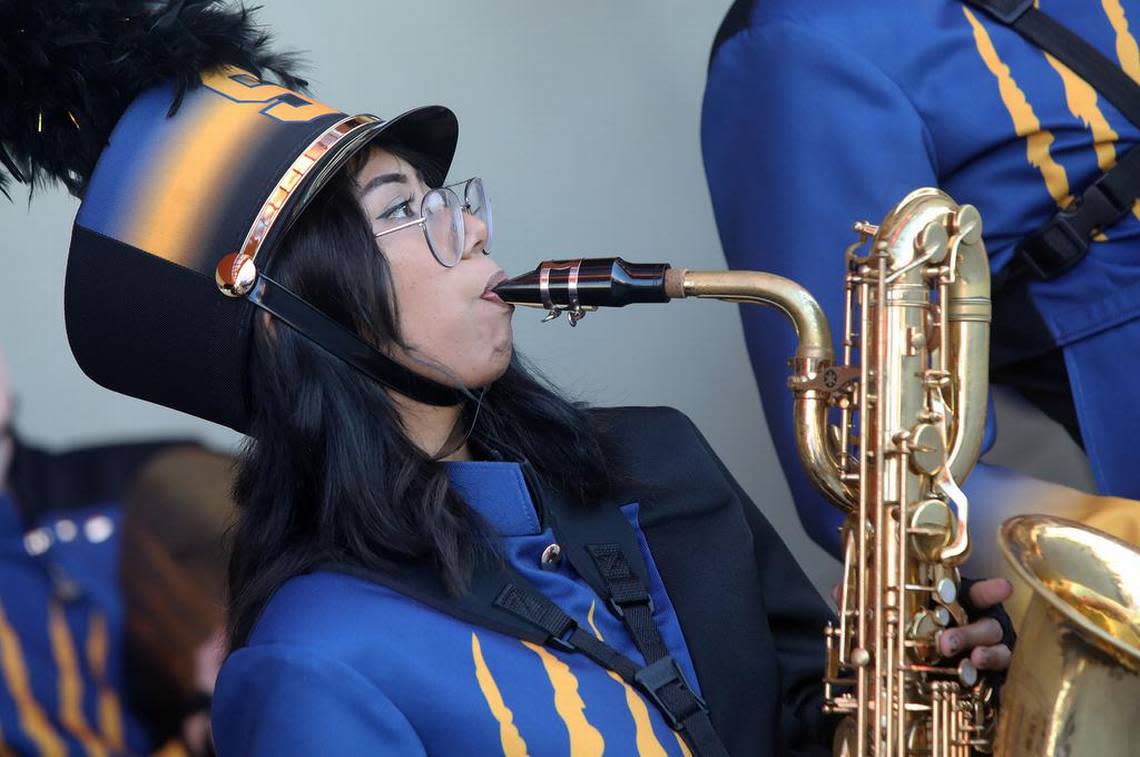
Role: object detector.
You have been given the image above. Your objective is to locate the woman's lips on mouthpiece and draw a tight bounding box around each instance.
[482,271,512,308]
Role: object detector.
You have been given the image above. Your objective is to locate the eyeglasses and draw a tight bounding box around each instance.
[372,177,492,268]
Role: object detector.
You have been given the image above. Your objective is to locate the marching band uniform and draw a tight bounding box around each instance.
[40,56,839,756]
[0,438,180,754]
[213,407,836,756]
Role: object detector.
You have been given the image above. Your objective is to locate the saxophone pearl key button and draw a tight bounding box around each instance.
[540,543,562,570]
[952,205,983,245]
[936,577,957,605]
[958,659,978,687]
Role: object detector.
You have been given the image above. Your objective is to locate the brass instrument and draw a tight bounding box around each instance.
[494,187,1140,755]
[812,189,995,756]
[994,514,1140,755]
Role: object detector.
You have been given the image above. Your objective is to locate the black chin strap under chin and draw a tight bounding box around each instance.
[248,273,469,407]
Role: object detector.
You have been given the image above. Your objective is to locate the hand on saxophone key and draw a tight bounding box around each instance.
[829,576,1015,672]
[938,578,1014,672]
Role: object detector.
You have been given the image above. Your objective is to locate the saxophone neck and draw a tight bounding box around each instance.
[665,268,835,365]
[495,258,835,362]
[495,256,852,508]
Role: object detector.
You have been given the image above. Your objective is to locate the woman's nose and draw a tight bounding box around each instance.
[460,209,489,260]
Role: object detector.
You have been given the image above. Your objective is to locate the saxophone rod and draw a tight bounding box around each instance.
[492,257,835,362]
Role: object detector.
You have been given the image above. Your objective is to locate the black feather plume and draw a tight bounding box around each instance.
[0,0,307,199]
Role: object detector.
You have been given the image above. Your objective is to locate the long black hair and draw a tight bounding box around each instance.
[227,143,617,648]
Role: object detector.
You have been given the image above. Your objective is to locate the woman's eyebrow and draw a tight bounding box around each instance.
[358,172,408,197]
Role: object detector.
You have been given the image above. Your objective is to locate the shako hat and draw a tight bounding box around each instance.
[1,1,465,432]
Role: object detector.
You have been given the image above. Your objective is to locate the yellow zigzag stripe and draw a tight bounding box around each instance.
[586,601,676,757]
[84,613,124,753]
[0,600,66,755]
[1042,52,1118,171]
[522,640,605,756]
[47,604,107,757]
[1101,0,1140,220]
[1104,0,1140,83]
[1041,50,1118,236]
[471,633,529,756]
[963,6,1074,208]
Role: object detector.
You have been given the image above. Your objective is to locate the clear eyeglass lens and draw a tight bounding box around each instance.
[465,178,492,249]
[422,188,464,267]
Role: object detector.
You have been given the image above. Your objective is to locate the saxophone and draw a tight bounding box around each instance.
[494,187,1140,755]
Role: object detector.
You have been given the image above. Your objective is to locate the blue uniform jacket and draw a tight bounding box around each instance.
[702,0,1140,555]
[0,438,183,755]
[211,407,836,756]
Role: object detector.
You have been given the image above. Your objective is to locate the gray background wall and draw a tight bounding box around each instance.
[0,0,1091,598]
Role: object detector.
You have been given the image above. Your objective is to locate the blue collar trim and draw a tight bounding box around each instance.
[446,461,541,536]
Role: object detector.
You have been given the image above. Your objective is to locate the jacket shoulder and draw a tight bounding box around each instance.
[247,571,405,650]
[588,406,735,523]
[588,405,699,440]
[588,405,708,470]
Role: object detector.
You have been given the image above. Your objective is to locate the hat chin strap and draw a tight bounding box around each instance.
[247,273,468,407]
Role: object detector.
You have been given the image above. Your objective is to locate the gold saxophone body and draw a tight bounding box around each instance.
[676,188,998,755]
[494,187,1140,756]
[812,189,995,755]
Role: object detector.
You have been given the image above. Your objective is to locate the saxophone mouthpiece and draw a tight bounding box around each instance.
[492,257,673,325]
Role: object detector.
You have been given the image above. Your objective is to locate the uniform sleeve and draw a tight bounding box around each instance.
[701,22,939,555]
[211,643,426,757]
[739,498,836,755]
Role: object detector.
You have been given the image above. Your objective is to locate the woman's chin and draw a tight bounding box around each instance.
[478,345,514,387]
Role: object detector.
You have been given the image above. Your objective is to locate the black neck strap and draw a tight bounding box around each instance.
[966,0,1140,288]
[248,273,466,407]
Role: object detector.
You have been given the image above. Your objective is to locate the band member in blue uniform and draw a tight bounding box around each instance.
[2,2,1015,754]
[0,344,225,755]
[702,0,1140,560]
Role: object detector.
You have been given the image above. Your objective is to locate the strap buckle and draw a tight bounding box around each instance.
[607,594,654,619]
[1015,210,1087,280]
[1017,172,1133,281]
[1021,168,1126,280]
[1082,172,1135,227]
[634,656,708,731]
[968,0,1034,25]
[547,624,577,653]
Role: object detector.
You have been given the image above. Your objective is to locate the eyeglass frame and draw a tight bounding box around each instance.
[371,177,490,268]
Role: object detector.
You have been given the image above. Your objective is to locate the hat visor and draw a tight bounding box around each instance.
[262,105,459,263]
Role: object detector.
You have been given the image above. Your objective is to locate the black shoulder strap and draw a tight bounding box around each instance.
[540,484,672,665]
[966,1,1140,127]
[491,579,727,757]
[320,495,729,757]
[965,0,1140,287]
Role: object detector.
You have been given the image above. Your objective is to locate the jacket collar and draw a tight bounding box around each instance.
[447,460,542,537]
